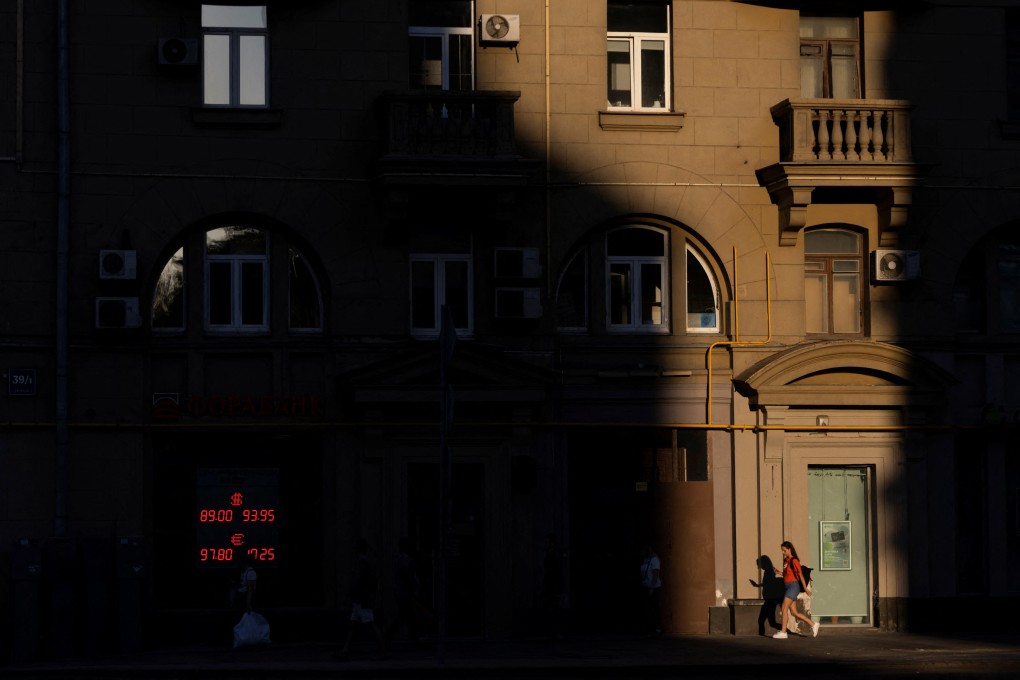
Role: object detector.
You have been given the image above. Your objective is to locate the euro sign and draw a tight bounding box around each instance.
[230,533,245,546]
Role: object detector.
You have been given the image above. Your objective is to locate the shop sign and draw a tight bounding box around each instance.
[152,393,325,421]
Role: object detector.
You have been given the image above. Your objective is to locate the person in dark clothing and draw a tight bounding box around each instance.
[385,537,423,644]
[749,554,783,635]
[337,538,387,660]
[543,533,566,640]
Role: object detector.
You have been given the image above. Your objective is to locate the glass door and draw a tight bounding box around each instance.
[807,466,871,624]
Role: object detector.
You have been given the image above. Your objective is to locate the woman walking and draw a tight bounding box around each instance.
[773,541,819,639]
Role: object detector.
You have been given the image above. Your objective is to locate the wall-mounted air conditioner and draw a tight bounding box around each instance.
[99,249,137,280]
[495,287,542,319]
[479,14,520,45]
[158,37,198,66]
[96,297,142,329]
[494,247,541,278]
[871,249,920,283]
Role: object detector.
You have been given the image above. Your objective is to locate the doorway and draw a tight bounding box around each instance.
[807,466,872,624]
[407,461,485,636]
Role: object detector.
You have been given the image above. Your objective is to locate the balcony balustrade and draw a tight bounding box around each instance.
[770,98,914,164]
[379,90,521,159]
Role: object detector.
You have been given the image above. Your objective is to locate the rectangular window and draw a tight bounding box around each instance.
[409,1,473,91]
[607,1,671,111]
[1008,10,1020,120]
[800,15,860,99]
[202,5,268,108]
[410,254,473,336]
[804,229,863,336]
[205,227,269,332]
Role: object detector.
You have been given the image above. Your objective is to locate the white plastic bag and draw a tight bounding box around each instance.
[232,611,271,649]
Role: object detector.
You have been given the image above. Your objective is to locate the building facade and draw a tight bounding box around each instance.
[2,0,1019,659]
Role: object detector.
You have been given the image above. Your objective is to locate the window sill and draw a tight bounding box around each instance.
[599,111,685,132]
[191,108,283,128]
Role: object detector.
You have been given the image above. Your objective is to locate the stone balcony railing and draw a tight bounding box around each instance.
[770,98,914,164]
[379,90,521,158]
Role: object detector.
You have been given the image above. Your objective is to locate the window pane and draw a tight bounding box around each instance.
[409,0,472,27]
[608,228,664,256]
[608,1,668,33]
[609,263,632,325]
[800,44,824,98]
[203,34,231,105]
[805,229,860,255]
[240,261,265,326]
[607,40,632,107]
[289,249,321,330]
[209,261,232,325]
[640,263,663,325]
[444,260,470,329]
[449,34,473,91]
[239,35,267,106]
[831,45,858,98]
[1000,258,1020,332]
[411,260,437,329]
[556,251,588,329]
[202,5,267,29]
[805,270,828,334]
[832,272,860,333]
[640,40,666,108]
[800,16,857,39]
[687,250,717,330]
[153,247,185,329]
[409,36,444,89]
[206,226,267,255]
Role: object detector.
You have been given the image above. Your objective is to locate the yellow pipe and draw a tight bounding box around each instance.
[707,249,773,424]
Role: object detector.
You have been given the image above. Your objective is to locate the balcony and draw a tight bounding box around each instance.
[375,90,539,221]
[756,98,928,247]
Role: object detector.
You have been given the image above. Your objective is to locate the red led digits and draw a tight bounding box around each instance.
[195,479,279,567]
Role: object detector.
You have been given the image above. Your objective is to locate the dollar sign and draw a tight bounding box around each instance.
[230,492,244,506]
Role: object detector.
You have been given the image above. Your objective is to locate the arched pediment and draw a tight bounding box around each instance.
[734,341,956,409]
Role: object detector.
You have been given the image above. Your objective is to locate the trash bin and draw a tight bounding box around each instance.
[11,539,42,662]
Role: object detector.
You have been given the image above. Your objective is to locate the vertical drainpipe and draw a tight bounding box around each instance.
[54,0,70,538]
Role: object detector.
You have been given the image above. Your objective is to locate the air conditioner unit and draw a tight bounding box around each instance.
[494,247,541,278]
[99,249,137,280]
[871,249,920,283]
[479,14,520,44]
[96,297,142,329]
[158,37,198,66]
[495,287,542,319]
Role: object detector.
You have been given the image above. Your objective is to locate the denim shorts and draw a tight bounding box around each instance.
[784,581,801,600]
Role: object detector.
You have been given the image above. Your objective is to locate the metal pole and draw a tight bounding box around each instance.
[54,0,70,538]
[437,305,456,662]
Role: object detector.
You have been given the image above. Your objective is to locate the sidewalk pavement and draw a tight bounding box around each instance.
[3,628,1020,679]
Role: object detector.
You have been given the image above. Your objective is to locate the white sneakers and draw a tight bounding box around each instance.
[774,622,820,639]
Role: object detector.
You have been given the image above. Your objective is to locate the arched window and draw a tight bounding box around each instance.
[555,222,722,335]
[151,224,323,334]
[804,227,863,335]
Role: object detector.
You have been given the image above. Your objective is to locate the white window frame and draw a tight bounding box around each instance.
[410,254,474,337]
[607,4,671,111]
[408,26,475,91]
[202,5,269,108]
[685,245,721,333]
[205,231,270,333]
[606,227,669,333]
